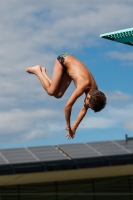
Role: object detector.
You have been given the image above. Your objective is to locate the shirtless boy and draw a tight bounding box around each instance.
[26,53,106,139]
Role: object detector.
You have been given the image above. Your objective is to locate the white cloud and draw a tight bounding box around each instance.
[0,108,62,138]
[20,129,52,142]
[107,104,133,119]
[48,123,65,131]
[80,117,116,129]
[106,90,133,103]
[123,120,133,131]
[107,51,133,61]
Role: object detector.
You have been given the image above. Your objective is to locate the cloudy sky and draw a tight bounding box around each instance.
[0,0,133,149]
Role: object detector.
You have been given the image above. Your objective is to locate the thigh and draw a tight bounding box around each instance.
[55,72,72,98]
[49,59,64,94]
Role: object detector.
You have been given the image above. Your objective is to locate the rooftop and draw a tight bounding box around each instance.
[0,139,133,173]
[0,139,133,186]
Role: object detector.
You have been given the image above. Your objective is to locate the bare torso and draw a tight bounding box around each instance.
[64,55,98,93]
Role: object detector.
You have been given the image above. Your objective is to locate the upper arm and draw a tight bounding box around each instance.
[65,88,84,110]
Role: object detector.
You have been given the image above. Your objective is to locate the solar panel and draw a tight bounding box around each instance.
[0,148,37,164]
[58,143,99,159]
[116,140,133,153]
[100,27,133,46]
[87,141,132,156]
[28,146,68,161]
[0,154,8,165]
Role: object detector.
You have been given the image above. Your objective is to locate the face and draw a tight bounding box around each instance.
[84,94,91,108]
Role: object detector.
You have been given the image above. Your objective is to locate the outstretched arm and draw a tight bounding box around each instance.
[66,104,89,139]
[64,88,84,131]
[73,104,89,129]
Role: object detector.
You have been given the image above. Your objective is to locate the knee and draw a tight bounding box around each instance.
[47,88,56,96]
[54,93,63,99]
[47,88,63,98]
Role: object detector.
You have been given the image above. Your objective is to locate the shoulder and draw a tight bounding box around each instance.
[75,86,86,96]
[65,88,84,108]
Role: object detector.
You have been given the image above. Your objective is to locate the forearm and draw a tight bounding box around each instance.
[73,106,88,129]
[65,106,72,128]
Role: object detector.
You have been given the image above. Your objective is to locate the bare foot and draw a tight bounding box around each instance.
[26,65,41,74]
[41,67,46,76]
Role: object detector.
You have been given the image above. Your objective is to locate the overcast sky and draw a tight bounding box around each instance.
[0,0,133,149]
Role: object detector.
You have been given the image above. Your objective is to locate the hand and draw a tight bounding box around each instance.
[66,126,76,139]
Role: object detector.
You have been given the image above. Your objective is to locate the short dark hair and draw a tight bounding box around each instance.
[89,90,107,112]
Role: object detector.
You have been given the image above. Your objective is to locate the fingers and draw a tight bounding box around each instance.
[65,126,75,139]
[66,133,74,140]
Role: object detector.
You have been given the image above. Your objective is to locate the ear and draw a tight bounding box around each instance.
[86,94,91,100]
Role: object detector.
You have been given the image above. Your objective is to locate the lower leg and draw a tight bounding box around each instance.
[26,65,51,91]
[41,67,52,84]
[26,60,64,96]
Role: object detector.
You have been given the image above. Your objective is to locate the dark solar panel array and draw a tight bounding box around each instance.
[116,140,133,152]
[28,146,67,161]
[0,148,37,164]
[58,143,99,158]
[0,153,7,165]
[0,140,132,165]
[87,141,131,156]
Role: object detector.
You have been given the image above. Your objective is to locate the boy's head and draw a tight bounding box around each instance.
[88,89,107,112]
